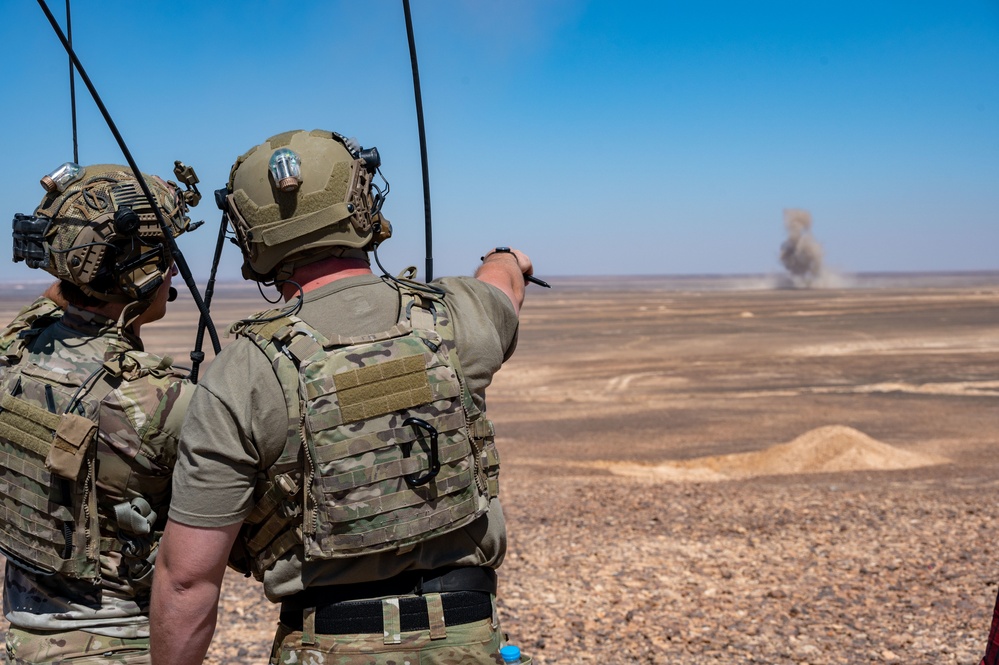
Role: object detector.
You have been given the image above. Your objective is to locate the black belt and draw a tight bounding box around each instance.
[280,566,497,610]
[279,566,497,635]
[280,589,492,634]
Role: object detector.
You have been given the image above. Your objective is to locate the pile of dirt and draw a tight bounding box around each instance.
[604,425,948,481]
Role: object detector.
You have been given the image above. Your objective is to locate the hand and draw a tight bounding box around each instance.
[476,247,536,314]
[481,247,534,278]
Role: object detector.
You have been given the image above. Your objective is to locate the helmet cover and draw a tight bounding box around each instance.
[20,164,193,302]
[226,129,390,282]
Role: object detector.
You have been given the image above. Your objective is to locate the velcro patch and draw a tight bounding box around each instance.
[333,355,431,424]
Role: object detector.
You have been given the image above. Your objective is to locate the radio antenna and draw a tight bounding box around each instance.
[66,0,78,163]
[402,0,433,282]
[37,0,222,362]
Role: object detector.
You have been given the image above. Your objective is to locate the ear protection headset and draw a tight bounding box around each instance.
[13,164,195,304]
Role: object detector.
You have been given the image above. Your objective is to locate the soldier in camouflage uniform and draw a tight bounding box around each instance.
[0,164,201,664]
[150,130,535,664]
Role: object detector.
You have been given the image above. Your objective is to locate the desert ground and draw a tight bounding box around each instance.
[1,272,997,664]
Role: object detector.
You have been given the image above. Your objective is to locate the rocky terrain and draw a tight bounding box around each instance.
[1,274,997,664]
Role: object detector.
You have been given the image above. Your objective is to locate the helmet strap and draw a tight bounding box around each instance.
[78,281,130,305]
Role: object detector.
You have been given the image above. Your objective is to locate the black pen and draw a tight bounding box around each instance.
[526,274,551,288]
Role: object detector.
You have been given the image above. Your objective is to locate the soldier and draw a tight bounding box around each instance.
[150,129,534,664]
[0,163,200,663]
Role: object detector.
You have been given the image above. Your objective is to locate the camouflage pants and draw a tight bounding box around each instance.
[270,596,532,665]
[3,627,149,664]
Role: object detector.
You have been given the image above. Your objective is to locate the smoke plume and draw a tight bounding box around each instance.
[779,208,826,288]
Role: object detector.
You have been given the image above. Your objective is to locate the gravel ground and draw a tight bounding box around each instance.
[4,465,993,665]
[178,462,999,664]
[496,466,997,664]
[1,277,996,664]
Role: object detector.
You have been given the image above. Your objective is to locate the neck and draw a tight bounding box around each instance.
[82,300,125,322]
[78,301,143,336]
[281,257,373,301]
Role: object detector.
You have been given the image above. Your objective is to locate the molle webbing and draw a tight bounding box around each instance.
[226,310,310,576]
[0,392,101,580]
[0,394,61,455]
[233,291,500,576]
[298,305,483,559]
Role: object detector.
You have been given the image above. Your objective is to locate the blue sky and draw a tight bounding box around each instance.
[0,1,996,282]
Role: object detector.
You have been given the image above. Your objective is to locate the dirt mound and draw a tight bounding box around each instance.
[605,425,948,481]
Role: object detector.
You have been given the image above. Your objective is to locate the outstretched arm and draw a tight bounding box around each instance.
[150,519,242,665]
[474,247,533,316]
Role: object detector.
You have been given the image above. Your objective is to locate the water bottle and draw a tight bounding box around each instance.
[500,645,521,663]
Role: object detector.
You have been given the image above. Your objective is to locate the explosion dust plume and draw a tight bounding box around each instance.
[779,208,826,288]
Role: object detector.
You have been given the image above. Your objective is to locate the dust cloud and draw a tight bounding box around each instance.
[779,208,831,288]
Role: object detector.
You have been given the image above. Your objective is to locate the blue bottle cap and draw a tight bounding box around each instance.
[500,645,521,663]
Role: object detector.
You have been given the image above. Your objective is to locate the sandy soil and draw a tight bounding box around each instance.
[1,273,997,664]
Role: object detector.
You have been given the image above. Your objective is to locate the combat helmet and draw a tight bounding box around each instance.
[12,163,197,304]
[224,129,392,282]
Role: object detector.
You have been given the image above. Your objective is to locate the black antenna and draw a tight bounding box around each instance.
[402,0,433,283]
[37,0,222,360]
[65,0,78,163]
[189,191,230,383]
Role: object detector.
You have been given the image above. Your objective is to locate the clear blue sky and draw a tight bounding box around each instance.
[1,1,996,282]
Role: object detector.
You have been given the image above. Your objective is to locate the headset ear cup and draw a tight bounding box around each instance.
[117,260,163,301]
[224,193,264,281]
[363,215,391,253]
[114,238,171,301]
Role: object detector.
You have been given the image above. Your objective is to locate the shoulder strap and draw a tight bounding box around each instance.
[408,288,482,423]
[228,313,312,574]
[0,297,63,361]
[233,313,308,472]
[406,288,495,496]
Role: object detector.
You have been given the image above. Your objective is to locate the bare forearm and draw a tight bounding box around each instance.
[150,573,221,665]
[150,520,241,665]
[475,248,532,315]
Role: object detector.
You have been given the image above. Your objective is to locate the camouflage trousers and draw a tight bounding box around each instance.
[269,595,532,665]
[3,627,149,664]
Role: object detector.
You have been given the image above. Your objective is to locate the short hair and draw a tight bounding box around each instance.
[58,280,105,309]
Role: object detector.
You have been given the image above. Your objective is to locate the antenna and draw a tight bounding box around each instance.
[66,0,78,163]
[402,0,433,282]
[37,0,222,360]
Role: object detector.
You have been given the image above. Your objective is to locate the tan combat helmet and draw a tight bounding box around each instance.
[12,163,196,304]
[224,129,392,282]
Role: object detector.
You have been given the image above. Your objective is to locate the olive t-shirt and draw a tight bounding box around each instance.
[169,274,519,600]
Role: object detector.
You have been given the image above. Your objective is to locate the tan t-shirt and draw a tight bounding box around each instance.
[170,274,519,600]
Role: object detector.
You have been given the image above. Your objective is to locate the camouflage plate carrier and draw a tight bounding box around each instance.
[228,288,500,578]
[0,298,164,584]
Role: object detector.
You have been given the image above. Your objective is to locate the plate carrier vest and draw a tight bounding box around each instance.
[0,299,164,583]
[228,288,500,578]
